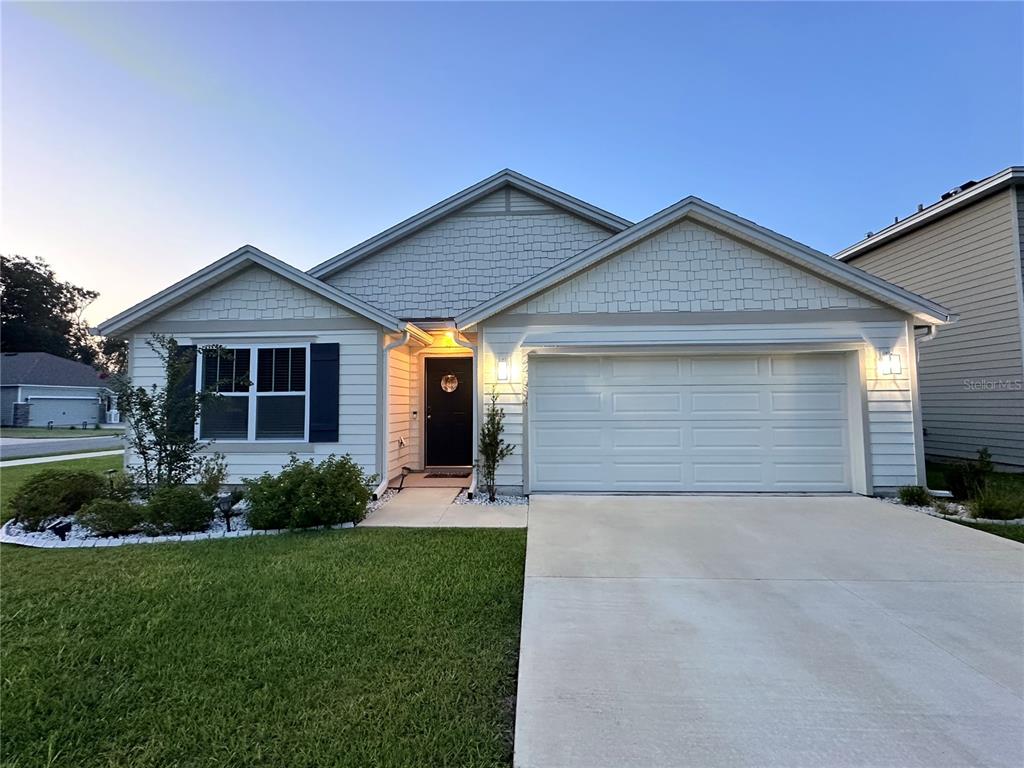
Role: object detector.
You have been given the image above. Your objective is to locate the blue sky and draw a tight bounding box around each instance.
[3,1,1021,324]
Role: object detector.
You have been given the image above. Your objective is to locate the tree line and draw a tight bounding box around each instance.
[0,254,126,373]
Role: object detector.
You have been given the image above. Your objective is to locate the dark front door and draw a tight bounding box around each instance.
[425,356,473,466]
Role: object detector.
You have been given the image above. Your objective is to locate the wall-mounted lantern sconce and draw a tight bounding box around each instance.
[496,358,510,382]
[877,350,902,376]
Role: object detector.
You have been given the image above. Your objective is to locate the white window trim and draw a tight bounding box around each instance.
[196,343,311,443]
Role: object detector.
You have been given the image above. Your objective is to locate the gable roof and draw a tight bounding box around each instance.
[835,166,1024,262]
[95,245,407,337]
[1,352,108,388]
[455,196,957,328]
[307,169,632,279]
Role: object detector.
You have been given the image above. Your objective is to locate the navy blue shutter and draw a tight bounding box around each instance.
[309,343,339,443]
[168,344,197,438]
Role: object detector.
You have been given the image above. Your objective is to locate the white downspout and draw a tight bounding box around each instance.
[373,330,411,500]
[913,324,953,499]
[449,325,479,499]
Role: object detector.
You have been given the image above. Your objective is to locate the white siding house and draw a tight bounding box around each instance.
[100,170,954,496]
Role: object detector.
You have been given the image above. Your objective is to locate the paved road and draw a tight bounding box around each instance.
[0,435,124,460]
[515,495,1024,768]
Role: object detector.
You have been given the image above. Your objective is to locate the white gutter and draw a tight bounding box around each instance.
[373,331,411,500]
[448,325,479,499]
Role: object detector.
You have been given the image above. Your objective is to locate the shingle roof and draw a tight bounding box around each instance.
[0,352,108,388]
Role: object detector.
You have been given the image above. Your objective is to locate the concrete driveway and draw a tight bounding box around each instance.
[515,496,1024,768]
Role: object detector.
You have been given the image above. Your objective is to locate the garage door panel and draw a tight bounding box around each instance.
[532,426,602,448]
[690,356,761,378]
[612,392,683,416]
[609,356,682,381]
[692,426,763,448]
[611,461,684,484]
[769,355,846,380]
[772,425,846,448]
[532,391,602,416]
[612,427,682,448]
[771,390,846,414]
[529,353,853,493]
[692,391,762,415]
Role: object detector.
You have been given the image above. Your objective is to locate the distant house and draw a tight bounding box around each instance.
[0,352,115,428]
[835,167,1024,469]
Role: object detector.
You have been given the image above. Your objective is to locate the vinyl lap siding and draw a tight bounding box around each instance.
[386,342,417,479]
[846,188,1024,467]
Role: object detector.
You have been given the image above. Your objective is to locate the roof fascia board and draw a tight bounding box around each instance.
[456,198,954,329]
[96,246,403,337]
[307,170,631,278]
[835,167,1024,262]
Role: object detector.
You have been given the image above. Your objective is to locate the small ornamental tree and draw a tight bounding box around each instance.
[477,388,516,502]
[115,334,233,493]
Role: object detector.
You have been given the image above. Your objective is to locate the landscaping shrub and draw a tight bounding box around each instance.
[244,459,311,530]
[196,453,227,500]
[969,488,1024,521]
[244,455,372,530]
[78,499,146,537]
[897,485,930,507]
[945,448,993,501]
[144,485,215,535]
[8,469,106,531]
[296,455,373,528]
[104,471,140,502]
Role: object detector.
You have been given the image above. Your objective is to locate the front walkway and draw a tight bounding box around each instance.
[515,495,1024,768]
[360,487,527,528]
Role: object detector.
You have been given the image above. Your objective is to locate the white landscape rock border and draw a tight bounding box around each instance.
[0,494,394,550]
[452,489,527,506]
[882,496,1024,526]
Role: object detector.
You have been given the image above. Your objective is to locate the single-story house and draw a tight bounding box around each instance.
[97,170,955,496]
[1,352,114,427]
[835,166,1024,469]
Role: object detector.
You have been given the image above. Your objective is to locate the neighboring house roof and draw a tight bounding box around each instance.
[455,196,957,328]
[95,245,411,337]
[0,352,108,388]
[835,166,1024,262]
[307,169,632,279]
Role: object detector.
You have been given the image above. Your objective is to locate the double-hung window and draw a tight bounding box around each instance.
[199,345,308,441]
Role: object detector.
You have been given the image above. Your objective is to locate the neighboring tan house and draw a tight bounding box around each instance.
[97,170,954,496]
[0,352,114,428]
[835,167,1024,469]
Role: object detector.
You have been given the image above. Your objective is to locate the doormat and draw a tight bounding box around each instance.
[424,471,472,479]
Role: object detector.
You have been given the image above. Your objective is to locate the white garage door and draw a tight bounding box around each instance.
[529,353,853,493]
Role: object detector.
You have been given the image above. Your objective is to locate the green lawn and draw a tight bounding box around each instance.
[952,520,1024,544]
[1,454,124,522]
[0,427,120,439]
[1,528,527,767]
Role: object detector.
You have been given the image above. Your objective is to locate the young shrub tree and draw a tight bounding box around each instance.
[477,388,516,502]
[115,334,234,493]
